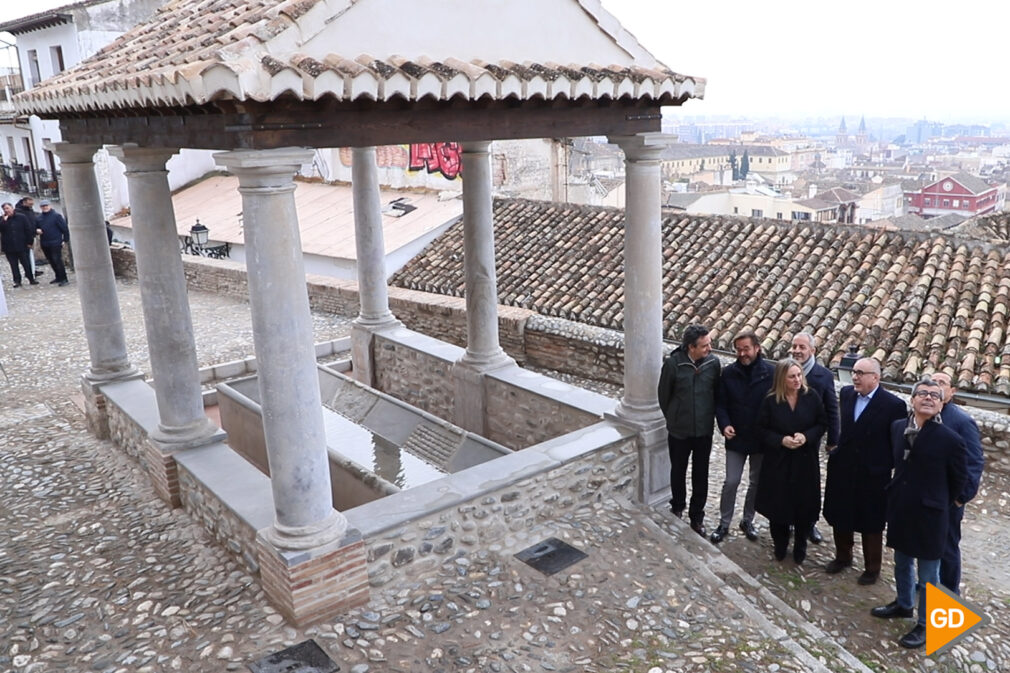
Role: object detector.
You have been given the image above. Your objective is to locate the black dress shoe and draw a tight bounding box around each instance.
[899,624,926,649]
[58,281,69,286]
[739,520,759,541]
[709,525,729,544]
[793,548,806,565]
[690,521,707,537]
[808,525,823,544]
[871,601,914,619]
[12,283,21,288]
[824,558,852,574]
[28,280,39,285]
[857,571,880,585]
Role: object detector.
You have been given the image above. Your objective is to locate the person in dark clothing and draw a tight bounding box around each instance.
[755,358,826,564]
[15,196,40,277]
[932,372,985,595]
[36,200,70,286]
[658,324,721,537]
[871,376,967,650]
[791,332,839,544]
[711,331,775,543]
[0,202,38,287]
[823,358,907,585]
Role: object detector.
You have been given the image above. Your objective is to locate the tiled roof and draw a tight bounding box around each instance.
[15,0,701,116]
[0,0,107,34]
[391,198,1010,396]
[817,187,860,203]
[947,172,994,195]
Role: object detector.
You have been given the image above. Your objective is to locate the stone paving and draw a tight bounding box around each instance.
[1,271,1008,672]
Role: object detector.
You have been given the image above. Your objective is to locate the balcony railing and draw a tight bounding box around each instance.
[0,163,60,199]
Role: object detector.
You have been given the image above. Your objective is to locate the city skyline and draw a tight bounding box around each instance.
[2,0,1008,124]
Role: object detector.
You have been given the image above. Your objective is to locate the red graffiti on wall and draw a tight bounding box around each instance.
[408,142,463,180]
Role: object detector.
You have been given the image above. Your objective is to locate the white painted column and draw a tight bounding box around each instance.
[215,148,346,550]
[51,142,136,382]
[609,133,674,504]
[110,145,217,445]
[458,140,510,367]
[350,146,399,386]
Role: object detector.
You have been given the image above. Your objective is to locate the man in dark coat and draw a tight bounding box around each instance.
[823,358,906,584]
[658,324,721,537]
[871,376,967,650]
[15,196,40,277]
[791,332,839,544]
[36,200,70,286]
[0,202,38,287]
[932,372,985,595]
[710,331,774,544]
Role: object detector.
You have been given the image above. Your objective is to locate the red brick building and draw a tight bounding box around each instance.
[904,172,1003,218]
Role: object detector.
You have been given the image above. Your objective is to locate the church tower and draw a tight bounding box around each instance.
[836,117,848,147]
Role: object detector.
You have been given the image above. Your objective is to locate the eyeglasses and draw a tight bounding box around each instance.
[851,369,876,377]
[913,390,942,401]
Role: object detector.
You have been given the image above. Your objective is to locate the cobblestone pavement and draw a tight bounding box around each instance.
[1,273,1007,672]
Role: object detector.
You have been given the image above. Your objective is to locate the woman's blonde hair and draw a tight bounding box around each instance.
[771,358,808,403]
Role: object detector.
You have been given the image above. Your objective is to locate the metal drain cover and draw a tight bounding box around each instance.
[515,537,588,576]
[248,639,339,673]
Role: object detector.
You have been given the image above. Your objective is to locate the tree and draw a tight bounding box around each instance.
[740,150,750,178]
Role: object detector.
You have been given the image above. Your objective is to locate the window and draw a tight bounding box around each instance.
[26,49,41,87]
[49,46,65,74]
[733,206,739,214]
[925,198,931,206]
[943,199,950,207]
[751,209,763,217]
[952,200,959,208]
[777,212,783,219]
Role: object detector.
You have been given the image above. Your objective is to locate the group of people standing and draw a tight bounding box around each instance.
[0,196,71,288]
[658,325,985,650]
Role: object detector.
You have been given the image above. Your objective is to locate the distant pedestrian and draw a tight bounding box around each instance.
[658,324,721,537]
[871,376,967,650]
[1,202,38,287]
[755,358,826,564]
[15,196,40,277]
[931,372,985,595]
[822,358,906,585]
[36,200,70,286]
[710,331,774,544]
[790,332,839,544]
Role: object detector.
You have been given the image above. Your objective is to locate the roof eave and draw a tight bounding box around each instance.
[0,13,73,35]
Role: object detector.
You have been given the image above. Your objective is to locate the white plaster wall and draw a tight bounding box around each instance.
[102,149,218,216]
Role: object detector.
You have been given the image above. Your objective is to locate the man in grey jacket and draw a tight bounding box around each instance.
[658,324,721,536]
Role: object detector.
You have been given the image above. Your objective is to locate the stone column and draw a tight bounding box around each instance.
[215,148,346,551]
[452,140,514,434]
[110,145,218,446]
[350,146,399,387]
[608,133,674,504]
[52,142,138,438]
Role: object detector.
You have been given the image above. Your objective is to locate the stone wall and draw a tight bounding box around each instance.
[484,375,607,449]
[106,397,148,462]
[523,315,624,386]
[359,433,638,590]
[372,331,458,421]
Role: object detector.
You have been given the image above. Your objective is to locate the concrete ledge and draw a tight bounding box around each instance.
[102,377,161,436]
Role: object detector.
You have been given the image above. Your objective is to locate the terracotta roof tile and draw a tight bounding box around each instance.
[391,198,1010,397]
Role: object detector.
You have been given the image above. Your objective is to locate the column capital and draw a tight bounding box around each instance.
[108,144,178,173]
[607,133,675,162]
[51,142,101,164]
[215,147,314,174]
[461,140,492,154]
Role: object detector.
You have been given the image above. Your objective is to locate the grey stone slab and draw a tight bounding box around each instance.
[533,421,637,463]
[101,378,161,434]
[175,441,275,531]
[361,399,422,446]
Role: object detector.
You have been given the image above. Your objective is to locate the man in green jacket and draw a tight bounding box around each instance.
[658,324,721,536]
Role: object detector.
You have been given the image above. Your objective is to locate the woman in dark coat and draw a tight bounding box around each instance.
[755,358,827,564]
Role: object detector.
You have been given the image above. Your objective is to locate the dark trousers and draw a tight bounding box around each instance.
[5,250,34,284]
[42,244,67,282]
[770,520,811,558]
[668,434,712,524]
[832,528,884,574]
[940,505,965,594]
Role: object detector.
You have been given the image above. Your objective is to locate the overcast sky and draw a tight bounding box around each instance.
[2,0,1007,123]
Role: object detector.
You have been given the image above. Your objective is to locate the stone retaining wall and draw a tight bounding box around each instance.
[357,432,638,590]
[372,331,458,420]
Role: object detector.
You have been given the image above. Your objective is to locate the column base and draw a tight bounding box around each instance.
[81,370,143,439]
[261,509,348,551]
[147,423,227,507]
[351,317,402,387]
[451,352,515,434]
[257,526,369,626]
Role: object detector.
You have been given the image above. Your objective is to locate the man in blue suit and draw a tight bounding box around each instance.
[791,332,839,544]
[823,358,907,584]
[932,372,985,595]
[872,377,967,649]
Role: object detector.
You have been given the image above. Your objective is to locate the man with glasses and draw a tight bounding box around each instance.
[931,372,984,595]
[871,377,967,649]
[823,358,906,584]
